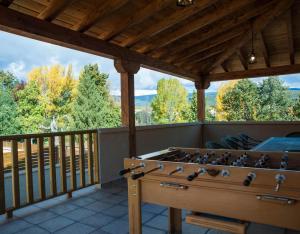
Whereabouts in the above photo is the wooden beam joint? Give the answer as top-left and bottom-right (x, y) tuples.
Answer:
(195, 78), (210, 90)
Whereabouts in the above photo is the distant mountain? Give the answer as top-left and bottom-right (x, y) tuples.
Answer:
(112, 88), (299, 109)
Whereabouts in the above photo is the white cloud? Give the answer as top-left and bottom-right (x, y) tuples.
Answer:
(5, 61), (26, 80)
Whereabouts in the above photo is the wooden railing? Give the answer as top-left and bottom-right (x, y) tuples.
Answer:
(0, 129), (99, 217)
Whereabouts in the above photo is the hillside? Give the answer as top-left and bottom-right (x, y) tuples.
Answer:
(113, 88), (300, 109)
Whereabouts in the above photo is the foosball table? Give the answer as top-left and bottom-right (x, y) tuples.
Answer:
(120, 148), (300, 234)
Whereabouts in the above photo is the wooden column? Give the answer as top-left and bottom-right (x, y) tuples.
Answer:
(195, 79), (210, 122)
(127, 178), (142, 234)
(195, 79), (210, 148)
(168, 207), (182, 234)
(114, 59), (140, 158)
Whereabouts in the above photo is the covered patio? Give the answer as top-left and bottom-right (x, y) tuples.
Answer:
(0, 0), (300, 233)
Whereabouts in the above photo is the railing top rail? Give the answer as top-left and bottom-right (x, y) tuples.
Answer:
(0, 129), (98, 141)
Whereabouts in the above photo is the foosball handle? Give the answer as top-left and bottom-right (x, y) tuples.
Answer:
(131, 172), (145, 180)
(119, 168), (131, 176)
(187, 172), (198, 181)
(243, 176), (252, 186)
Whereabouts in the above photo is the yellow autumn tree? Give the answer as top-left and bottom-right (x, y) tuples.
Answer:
(27, 64), (77, 130)
(215, 80), (239, 121)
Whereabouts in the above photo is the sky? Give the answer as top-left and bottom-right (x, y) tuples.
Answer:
(0, 30), (300, 96)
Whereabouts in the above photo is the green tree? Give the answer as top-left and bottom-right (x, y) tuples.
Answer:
(187, 91), (197, 122)
(0, 70), (20, 135)
(257, 77), (294, 120)
(151, 78), (189, 123)
(0, 89), (20, 135)
(294, 95), (300, 119)
(222, 79), (259, 121)
(0, 70), (18, 91)
(16, 80), (45, 133)
(70, 64), (120, 129)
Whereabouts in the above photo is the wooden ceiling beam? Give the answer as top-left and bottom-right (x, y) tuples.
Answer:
(208, 64), (300, 82)
(37, 0), (74, 21)
(73, 0), (128, 33)
(119, 0), (216, 47)
(105, 0), (173, 41)
(136, 0), (254, 54)
(176, 47), (224, 68)
(286, 9), (295, 65)
(0, 6), (198, 81)
(204, 0), (294, 74)
(166, 25), (246, 64)
(0, 0), (13, 7)
(236, 50), (248, 70)
(257, 32), (270, 67)
(149, 0), (275, 60)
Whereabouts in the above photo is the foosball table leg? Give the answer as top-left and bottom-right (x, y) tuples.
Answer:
(128, 179), (142, 234)
(168, 207), (182, 234)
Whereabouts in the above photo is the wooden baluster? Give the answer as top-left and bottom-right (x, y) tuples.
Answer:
(0, 140), (5, 214)
(79, 134), (85, 187)
(59, 135), (67, 193)
(11, 140), (20, 208)
(25, 139), (33, 203)
(87, 133), (94, 184)
(37, 137), (46, 200)
(69, 135), (76, 191)
(49, 136), (57, 196)
(93, 132), (100, 184)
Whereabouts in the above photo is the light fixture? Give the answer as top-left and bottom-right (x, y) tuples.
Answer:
(177, 0), (194, 7)
(248, 22), (257, 64)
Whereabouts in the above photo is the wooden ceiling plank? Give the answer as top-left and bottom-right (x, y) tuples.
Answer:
(105, 0), (173, 41)
(37, 0), (75, 21)
(221, 62), (229, 72)
(150, 0), (275, 60)
(0, 5), (198, 80)
(166, 24), (246, 64)
(73, 0), (128, 33)
(204, 0), (294, 74)
(137, 0), (254, 54)
(0, 0), (13, 7)
(119, 0), (216, 47)
(286, 9), (295, 65)
(208, 64), (300, 81)
(176, 46), (224, 68)
(236, 50), (248, 70)
(257, 32), (270, 67)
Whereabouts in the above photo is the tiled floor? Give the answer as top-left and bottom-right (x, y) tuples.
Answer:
(0, 179), (299, 234)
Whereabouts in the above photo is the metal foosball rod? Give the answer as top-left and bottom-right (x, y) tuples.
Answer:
(211, 152), (231, 165)
(131, 164), (163, 180)
(187, 168), (206, 181)
(119, 163), (145, 176)
(254, 154), (270, 168)
(280, 151), (289, 170)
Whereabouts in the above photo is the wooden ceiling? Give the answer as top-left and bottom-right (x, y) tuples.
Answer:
(0, 0), (300, 83)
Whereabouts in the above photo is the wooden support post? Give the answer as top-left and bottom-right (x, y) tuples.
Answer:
(114, 59), (140, 158)
(128, 178), (142, 234)
(25, 139), (34, 203)
(195, 79), (210, 148)
(168, 207), (182, 234)
(59, 135), (67, 193)
(195, 79), (210, 122)
(11, 140), (20, 208)
(87, 133), (94, 184)
(69, 134), (77, 191)
(49, 136), (57, 196)
(79, 134), (85, 187)
(93, 132), (100, 184)
(0, 140), (5, 214)
(37, 137), (46, 200)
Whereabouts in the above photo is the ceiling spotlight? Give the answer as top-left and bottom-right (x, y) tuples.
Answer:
(177, 0), (194, 7)
(248, 22), (257, 64)
(248, 52), (256, 64)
